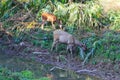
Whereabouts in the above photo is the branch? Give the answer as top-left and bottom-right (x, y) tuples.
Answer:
(50, 66), (66, 71)
(76, 69), (97, 73)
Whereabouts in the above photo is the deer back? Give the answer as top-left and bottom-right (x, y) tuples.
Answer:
(41, 12), (57, 22)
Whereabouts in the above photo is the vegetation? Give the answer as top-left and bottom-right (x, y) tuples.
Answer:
(0, 67), (50, 80)
(0, 0), (120, 65)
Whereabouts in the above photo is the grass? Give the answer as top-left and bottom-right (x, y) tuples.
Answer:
(86, 31), (120, 64)
(0, 67), (51, 80)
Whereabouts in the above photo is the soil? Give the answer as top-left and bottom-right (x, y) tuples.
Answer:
(1, 40), (120, 80)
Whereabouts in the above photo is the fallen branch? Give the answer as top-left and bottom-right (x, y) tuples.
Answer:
(5, 8), (33, 22)
(0, 22), (13, 37)
(50, 66), (66, 71)
(76, 69), (97, 73)
(33, 52), (50, 55)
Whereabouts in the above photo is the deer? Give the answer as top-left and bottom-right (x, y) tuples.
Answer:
(41, 12), (62, 29)
(51, 30), (87, 56)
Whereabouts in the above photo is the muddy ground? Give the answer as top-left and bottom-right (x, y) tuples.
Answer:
(0, 40), (120, 80)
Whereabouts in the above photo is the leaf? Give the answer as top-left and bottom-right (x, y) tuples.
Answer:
(82, 48), (95, 65)
(79, 47), (85, 60)
(68, 3), (79, 24)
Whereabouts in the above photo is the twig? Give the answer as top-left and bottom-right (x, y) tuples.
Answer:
(23, 31), (40, 40)
(50, 66), (66, 71)
(33, 52), (50, 55)
(5, 8), (33, 22)
(76, 69), (97, 73)
(25, 8), (34, 20)
(0, 4), (19, 21)
(0, 22), (13, 37)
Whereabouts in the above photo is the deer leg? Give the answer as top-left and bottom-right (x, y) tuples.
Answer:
(51, 21), (56, 29)
(67, 46), (72, 54)
(66, 45), (69, 53)
(51, 40), (58, 52)
(51, 42), (56, 51)
(67, 44), (73, 58)
(41, 20), (45, 29)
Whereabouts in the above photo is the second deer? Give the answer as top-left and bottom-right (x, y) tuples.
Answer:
(41, 12), (62, 29)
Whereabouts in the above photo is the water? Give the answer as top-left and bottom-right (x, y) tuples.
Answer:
(0, 53), (101, 80)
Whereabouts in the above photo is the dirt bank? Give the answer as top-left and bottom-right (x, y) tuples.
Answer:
(1, 41), (120, 80)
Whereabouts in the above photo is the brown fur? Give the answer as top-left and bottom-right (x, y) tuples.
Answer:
(41, 12), (62, 29)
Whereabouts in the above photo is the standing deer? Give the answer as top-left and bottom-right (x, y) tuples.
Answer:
(41, 12), (62, 29)
(51, 30), (87, 55)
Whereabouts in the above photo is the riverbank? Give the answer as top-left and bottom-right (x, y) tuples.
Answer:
(1, 39), (120, 80)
